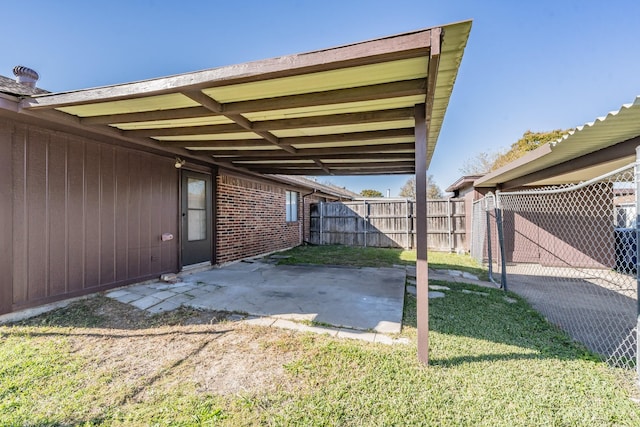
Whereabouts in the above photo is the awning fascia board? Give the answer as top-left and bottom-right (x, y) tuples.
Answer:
(20, 30), (434, 110)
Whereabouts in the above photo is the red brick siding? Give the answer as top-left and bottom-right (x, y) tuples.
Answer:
(216, 174), (303, 263)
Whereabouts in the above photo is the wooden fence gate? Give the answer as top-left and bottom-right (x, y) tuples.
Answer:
(308, 199), (466, 252)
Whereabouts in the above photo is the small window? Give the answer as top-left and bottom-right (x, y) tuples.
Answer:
(286, 191), (298, 222)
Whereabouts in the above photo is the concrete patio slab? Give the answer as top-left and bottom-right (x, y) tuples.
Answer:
(180, 262), (406, 333)
(106, 261), (406, 337)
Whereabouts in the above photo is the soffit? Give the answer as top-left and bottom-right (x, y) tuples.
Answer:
(20, 21), (471, 177)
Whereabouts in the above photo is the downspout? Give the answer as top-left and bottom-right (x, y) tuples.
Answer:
(301, 189), (317, 245)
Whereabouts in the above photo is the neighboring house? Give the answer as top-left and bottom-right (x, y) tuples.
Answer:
(0, 21), (471, 319)
(445, 175), (482, 252)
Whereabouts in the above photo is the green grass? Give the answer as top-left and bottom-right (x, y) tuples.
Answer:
(1, 246), (639, 425)
(274, 244), (416, 267)
(274, 244), (488, 280)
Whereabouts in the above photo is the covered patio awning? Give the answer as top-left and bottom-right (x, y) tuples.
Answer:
(19, 21), (471, 177)
(16, 20), (471, 366)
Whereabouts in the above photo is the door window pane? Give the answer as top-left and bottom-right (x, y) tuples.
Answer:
(188, 178), (206, 209)
(188, 209), (206, 241)
(187, 178), (206, 241)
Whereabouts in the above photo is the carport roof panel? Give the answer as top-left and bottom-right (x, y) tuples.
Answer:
(20, 20), (472, 176)
(475, 96), (640, 187)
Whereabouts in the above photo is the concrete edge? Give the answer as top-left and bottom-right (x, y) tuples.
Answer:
(239, 315), (410, 346)
(0, 294), (93, 325)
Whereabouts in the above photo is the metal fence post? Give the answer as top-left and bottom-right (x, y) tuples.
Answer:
(485, 195), (494, 281)
(495, 191), (508, 292)
(635, 146), (640, 384)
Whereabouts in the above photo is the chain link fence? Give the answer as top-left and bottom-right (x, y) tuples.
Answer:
(472, 162), (638, 371)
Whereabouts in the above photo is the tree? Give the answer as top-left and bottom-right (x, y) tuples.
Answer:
(460, 129), (571, 175)
(360, 189), (384, 198)
(491, 129), (569, 170)
(459, 150), (500, 175)
(399, 175), (443, 199)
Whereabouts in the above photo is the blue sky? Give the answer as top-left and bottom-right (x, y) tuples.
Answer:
(3, 0), (640, 196)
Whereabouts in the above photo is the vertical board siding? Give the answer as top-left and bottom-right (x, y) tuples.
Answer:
(48, 133), (68, 297)
(309, 199), (466, 251)
(66, 138), (85, 292)
(0, 124), (13, 314)
(3, 119), (179, 315)
(12, 125), (28, 304)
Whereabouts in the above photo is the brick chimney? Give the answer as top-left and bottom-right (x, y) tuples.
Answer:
(13, 65), (39, 88)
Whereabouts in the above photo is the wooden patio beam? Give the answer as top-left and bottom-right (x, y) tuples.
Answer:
(220, 79), (426, 114)
(242, 160), (415, 169)
(284, 128), (413, 146)
(226, 152), (415, 162)
(251, 107), (415, 131)
(79, 106), (218, 125)
(182, 90), (296, 154)
(250, 167), (414, 175)
(313, 159), (332, 175)
(125, 123), (245, 137)
(198, 142), (415, 157)
(157, 128), (414, 148)
(163, 141), (276, 148)
(82, 106), (414, 129)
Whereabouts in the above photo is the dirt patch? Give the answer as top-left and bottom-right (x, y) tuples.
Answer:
(14, 297), (305, 397)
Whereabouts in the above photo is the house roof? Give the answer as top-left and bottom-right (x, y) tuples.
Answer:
(17, 21), (471, 177)
(0, 75), (48, 96)
(475, 96), (640, 188)
(445, 174), (482, 192)
(274, 175), (358, 199)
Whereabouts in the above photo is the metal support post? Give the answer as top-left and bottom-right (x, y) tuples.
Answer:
(635, 146), (640, 384)
(495, 191), (508, 292)
(485, 196), (494, 281)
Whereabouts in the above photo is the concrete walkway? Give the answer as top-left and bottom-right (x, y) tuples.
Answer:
(106, 260), (408, 344)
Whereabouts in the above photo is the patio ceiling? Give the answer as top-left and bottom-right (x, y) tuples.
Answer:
(19, 21), (471, 177)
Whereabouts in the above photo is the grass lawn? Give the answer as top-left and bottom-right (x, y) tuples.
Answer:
(1, 246), (639, 425)
(274, 244), (488, 280)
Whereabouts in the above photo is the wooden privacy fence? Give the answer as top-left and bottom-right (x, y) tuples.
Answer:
(308, 199), (466, 251)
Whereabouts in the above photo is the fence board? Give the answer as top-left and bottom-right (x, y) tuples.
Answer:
(309, 199), (466, 251)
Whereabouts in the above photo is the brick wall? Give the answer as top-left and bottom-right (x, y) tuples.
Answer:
(216, 174), (304, 263)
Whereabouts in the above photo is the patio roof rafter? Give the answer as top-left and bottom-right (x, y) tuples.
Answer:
(195, 142), (416, 158)
(181, 89), (296, 154)
(227, 152), (416, 162)
(156, 128), (414, 147)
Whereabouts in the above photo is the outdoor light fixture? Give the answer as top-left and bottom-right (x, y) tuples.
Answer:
(174, 157), (186, 169)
